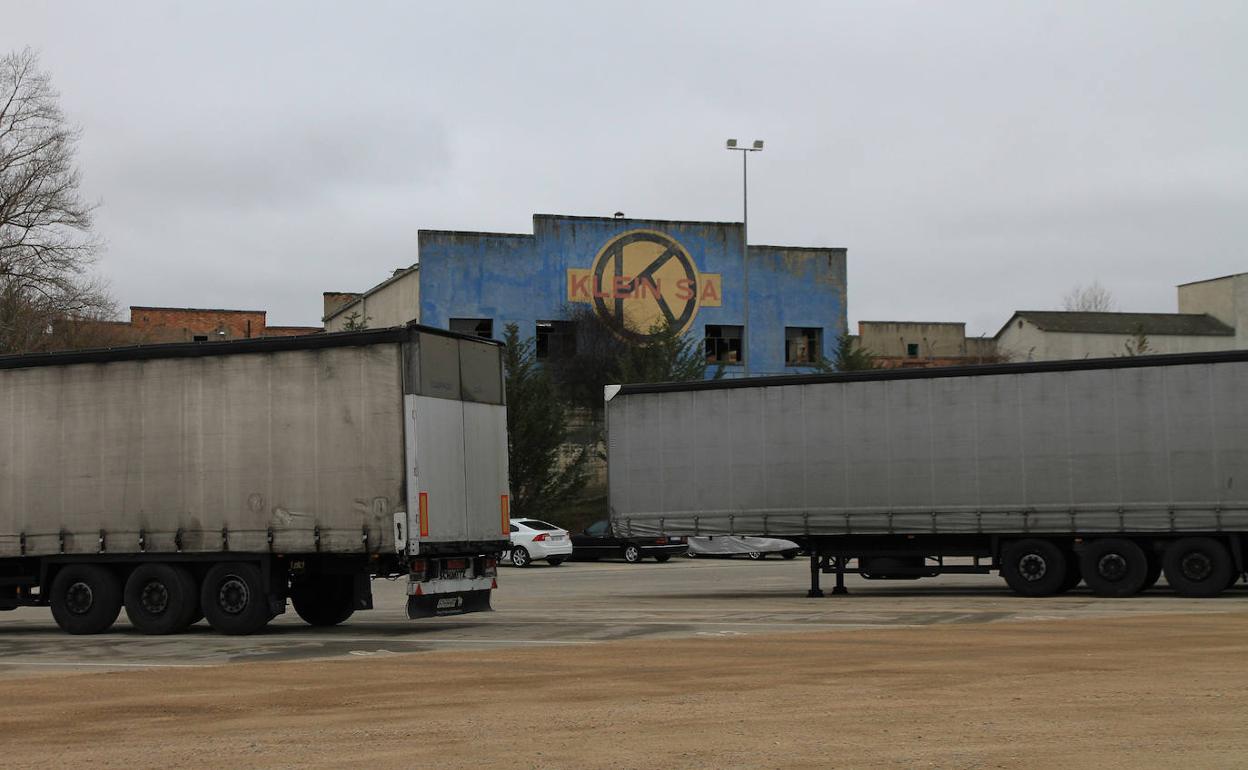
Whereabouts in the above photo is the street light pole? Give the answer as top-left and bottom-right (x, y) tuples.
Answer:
(726, 139), (763, 376)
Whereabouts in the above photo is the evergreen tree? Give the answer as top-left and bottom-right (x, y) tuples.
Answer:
(502, 323), (588, 518)
(816, 333), (877, 372)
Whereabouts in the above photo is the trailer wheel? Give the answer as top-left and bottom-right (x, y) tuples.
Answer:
(1162, 537), (1233, 597)
(124, 564), (200, 635)
(201, 562), (271, 635)
(1080, 538), (1149, 597)
(291, 574), (355, 627)
(50, 564), (123, 635)
(1000, 539), (1069, 597)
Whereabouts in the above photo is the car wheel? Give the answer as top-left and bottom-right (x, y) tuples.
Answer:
(654, 554), (671, 563)
(547, 557), (566, 567)
(622, 544), (642, 563)
(746, 551), (764, 560)
(201, 562), (271, 635)
(1163, 537), (1233, 597)
(124, 563), (200, 635)
(1080, 538), (1149, 597)
(291, 574), (356, 627)
(511, 546), (532, 568)
(50, 564), (123, 635)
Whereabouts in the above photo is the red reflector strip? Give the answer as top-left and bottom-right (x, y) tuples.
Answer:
(445, 558), (468, 570)
(500, 494), (510, 535)
(419, 492), (429, 537)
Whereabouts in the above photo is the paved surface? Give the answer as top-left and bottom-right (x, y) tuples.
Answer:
(2, 556), (1245, 675)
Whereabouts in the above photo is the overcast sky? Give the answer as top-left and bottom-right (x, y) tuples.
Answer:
(6, 1), (1246, 334)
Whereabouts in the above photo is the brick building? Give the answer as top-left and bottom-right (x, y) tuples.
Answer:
(125, 307), (321, 343)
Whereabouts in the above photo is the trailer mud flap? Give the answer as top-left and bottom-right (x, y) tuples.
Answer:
(407, 589), (492, 619)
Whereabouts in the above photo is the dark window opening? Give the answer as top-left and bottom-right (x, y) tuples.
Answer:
(785, 327), (822, 365)
(906, 343), (920, 357)
(192, 335), (209, 342)
(705, 324), (744, 365)
(535, 320), (576, 360)
(449, 318), (493, 339)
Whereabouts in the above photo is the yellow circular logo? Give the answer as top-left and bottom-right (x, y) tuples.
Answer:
(566, 230), (721, 340)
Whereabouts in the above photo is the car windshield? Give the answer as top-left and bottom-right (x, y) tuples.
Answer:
(519, 519), (560, 531)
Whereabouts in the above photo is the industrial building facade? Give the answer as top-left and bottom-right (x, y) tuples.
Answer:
(325, 214), (847, 375)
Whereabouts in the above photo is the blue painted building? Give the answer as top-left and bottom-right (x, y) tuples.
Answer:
(323, 214), (847, 376)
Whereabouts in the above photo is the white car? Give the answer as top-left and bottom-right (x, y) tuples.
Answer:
(507, 518), (574, 567)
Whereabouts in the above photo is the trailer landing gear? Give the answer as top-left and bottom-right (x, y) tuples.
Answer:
(807, 553), (849, 597)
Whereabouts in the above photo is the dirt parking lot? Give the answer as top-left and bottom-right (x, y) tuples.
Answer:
(2, 559), (1247, 767)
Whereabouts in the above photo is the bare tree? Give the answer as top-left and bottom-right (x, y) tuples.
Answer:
(1062, 281), (1117, 313)
(0, 47), (111, 354)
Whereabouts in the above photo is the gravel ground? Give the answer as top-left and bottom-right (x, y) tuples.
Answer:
(2, 610), (1246, 768)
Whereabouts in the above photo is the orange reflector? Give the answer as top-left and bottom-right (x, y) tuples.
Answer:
(418, 492), (429, 537)
(500, 494), (510, 534)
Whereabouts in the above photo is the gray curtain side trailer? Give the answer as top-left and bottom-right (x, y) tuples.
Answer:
(606, 349), (1248, 598)
(0, 323), (511, 635)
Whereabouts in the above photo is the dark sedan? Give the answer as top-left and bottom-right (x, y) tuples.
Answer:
(570, 519), (688, 563)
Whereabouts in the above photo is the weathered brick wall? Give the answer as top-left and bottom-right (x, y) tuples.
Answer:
(129, 307), (267, 342)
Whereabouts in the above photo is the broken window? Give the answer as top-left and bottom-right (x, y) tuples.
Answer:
(705, 324), (744, 365)
(449, 318), (493, 340)
(535, 320), (576, 360)
(785, 327), (822, 365)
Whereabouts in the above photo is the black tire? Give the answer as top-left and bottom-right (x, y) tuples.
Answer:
(124, 564), (199, 635)
(547, 557), (566, 567)
(511, 546), (532, 568)
(1162, 537), (1233, 598)
(1080, 538), (1149, 597)
(200, 562), (271, 635)
(1000, 539), (1069, 597)
(746, 551), (765, 560)
(290, 574), (356, 627)
(622, 544), (642, 563)
(653, 554), (671, 563)
(49, 564), (123, 635)
(781, 550), (799, 560)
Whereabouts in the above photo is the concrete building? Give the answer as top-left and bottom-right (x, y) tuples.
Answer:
(324, 213), (847, 375)
(994, 273), (1248, 362)
(995, 311), (1234, 361)
(855, 321), (999, 368)
(1177, 272), (1248, 347)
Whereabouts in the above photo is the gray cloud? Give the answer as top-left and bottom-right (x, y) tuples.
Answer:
(4, 0), (1245, 331)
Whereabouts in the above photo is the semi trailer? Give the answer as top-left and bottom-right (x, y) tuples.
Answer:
(0, 323), (510, 635)
(606, 350), (1248, 598)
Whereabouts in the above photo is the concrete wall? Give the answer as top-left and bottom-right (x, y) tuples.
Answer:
(1179, 274), (1248, 346)
(325, 269), (420, 332)
(997, 317), (1235, 361)
(416, 215), (847, 376)
(859, 321), (971, 358)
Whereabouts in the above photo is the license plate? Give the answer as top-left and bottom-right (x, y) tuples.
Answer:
(550, 534), (565, 541)
(442, 569), (466, 580)
(437, 596), (463, 610)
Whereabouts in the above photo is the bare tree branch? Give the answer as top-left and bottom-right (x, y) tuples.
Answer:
(1062, 281), (1117, 313)
(0, 47), (110, 354)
